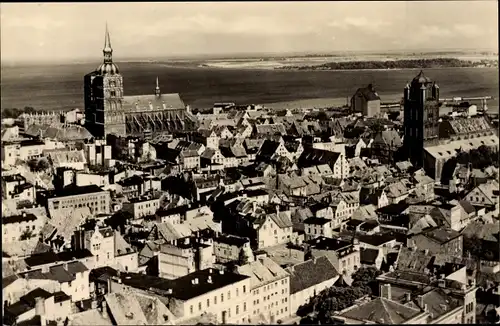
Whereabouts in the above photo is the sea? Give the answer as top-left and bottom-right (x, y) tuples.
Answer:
(1, 62), (498, 111)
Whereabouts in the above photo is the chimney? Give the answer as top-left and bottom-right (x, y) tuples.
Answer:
(424, 304), (428, 312)
(219, 270), (224, 275)
(184, 238), (190, 245)
(91, 300), (98, 310)
(312, 256), (317, 264)
(381, 284), (391, 301)
(22, 212), (26, 217)
(207, 276), (213, 284)
(35, 297), (45, 317)
(424, 249), (429, 255)
(101, 301), (107, 313)
(276, 205), (280, 215)
(63, 262), (68, 270)
(417, 295), (424, 308)
(405, 292), (411, 302)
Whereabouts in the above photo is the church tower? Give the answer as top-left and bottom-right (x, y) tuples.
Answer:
(403, 70), (440, 168)
(84, 24), (126, 138)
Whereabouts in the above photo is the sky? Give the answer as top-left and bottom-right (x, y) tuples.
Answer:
(1, 1), (498, 63)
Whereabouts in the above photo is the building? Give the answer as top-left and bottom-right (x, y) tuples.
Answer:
(19, 139), (45, 161)
(213, 234), (254, 264)
(285, 256), (340, 314)
(3, 288), (72, 326)
(403, 71), (440, 168)
(84, 139), (113, 167)
(84, 26), (197, 138)
(2, 174), (36, 203)
(236, 256), (291, 323)
(73, 225), (138, 272)
(298, 148), (349, 180)
(158, 236), (215, 279)
(407, 227), (463, 257)
(351, 84), (382, 117)
(256, 210), (294, 249)
(111, 268), (253, 324)
(122, 195), (161, 219)
(47, 185), (110, 215)
(304, 217), (333, 240)
(334, 296), (429, 324)
(2, 212), (44, 244)
(304, 236), (361, 276)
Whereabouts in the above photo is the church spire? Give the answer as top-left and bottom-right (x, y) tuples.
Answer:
(103, 23), (113, 64)
(155, 76), (161, 96)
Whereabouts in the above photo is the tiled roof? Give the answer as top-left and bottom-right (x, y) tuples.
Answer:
(447, 116), (493, 135)
(298, 148), (341, 168)
(360, 248), (381, 265)
(354, 85), (381, 102)
(237, 257), (289, 289)
(286, 256), (339, 294)
(67, 309), (113, 326)
(395, 247), (435, 274)
(269, 211), (293, 229)
(340, 297), (421, 324)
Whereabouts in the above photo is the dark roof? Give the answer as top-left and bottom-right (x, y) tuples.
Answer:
(459, 200), (475, 214)
(117, 268), (249, 301)
(20, 139), (45, 147)
(24, 249), (92, 267)
(354, 84), (381, 102)
(303, 217), (331, 225)
(3, 274), (19, 289)
(286, 256), (339, 294)
(376, 202), (410, 216)
(419, 227), (461, 244)
(357, 233), (397, 247)
(2, 213), (37, 225)
(306, 236), (352, 251)
(214, 234), (249, 247)
(51, 184), (104, 198)
(117, 175), (144, 187)
(89, 266), (119, 283)
(298, 148), (341, 168)
(257, 140), (281, 158)
(20, 261), (88, 283)
(4, 288), (52, 318)
(54, 291), (71, 303)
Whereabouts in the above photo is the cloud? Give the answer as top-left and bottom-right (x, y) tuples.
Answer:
(454, 24), (483, 38)
(328, 16), (391, 32)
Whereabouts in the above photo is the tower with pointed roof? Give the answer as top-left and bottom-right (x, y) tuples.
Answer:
(84, 24), (126, 138)
(403, 70), (440, 168)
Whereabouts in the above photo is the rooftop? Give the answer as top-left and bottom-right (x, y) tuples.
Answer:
(117, 268), (250, 301)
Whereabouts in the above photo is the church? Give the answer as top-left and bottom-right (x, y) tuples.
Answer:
(84, 26), (197, 138)
(402, 71), (499, 182)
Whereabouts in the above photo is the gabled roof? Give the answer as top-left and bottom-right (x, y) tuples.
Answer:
(237, 257), (289, 289)
(340, 297), (422, 324)
(285, 256), (339, 294)
(354, 85), (381, 102)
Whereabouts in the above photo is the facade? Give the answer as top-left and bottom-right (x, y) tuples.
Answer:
(2, 174), (36, 203)
(305, 237), (361, 276)
(237, 256), (291, 323)
(213, 234), (254, 264)
(122, 196), (160, 219)
(256, 212), (294, 249)
(351, 84), (382, 117)
(84, 139), (113, 167)
(158, 237), (215, 279)
(403, 71), (440, 168)
(47, 185), (110, 215)
(2, 212), (44, 244)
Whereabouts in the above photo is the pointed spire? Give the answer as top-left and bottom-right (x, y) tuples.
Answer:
(104, 22), (112, 51)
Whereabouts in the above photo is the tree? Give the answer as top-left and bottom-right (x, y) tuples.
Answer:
(238, 248), (250, 265)
(37, 158), (51, 171)
(105, 210), (133, 233)
(20, 229), (34, 241)
(27, 159), (39, 171)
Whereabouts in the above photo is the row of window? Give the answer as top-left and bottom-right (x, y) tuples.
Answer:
(189, 285), (248, 314)
(465, 302), (474, 314)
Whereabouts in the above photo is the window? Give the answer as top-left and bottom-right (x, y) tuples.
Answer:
(207, 298), (210, 308)
(190, 305), (193, 314)
(236, 305), (240, 315)
(214, 296), (217, 305)
(228, 291), (231, 300)
(243, 285), (246, 293)
(198, 302), (202, 311)
(236, 288), (239, 297)
(221, 293), (224, 302)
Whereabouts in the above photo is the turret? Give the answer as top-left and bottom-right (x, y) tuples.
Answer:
(420, 84), (427, 105)
(404, 83), (410, 101)
(432, 82), (440, 100)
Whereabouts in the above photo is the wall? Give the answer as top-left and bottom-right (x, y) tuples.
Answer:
(290, 277), (338, 314)
(250, 275), (291, 323)
(176, 276), (253, 324)
(257, 217), (292, 249)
